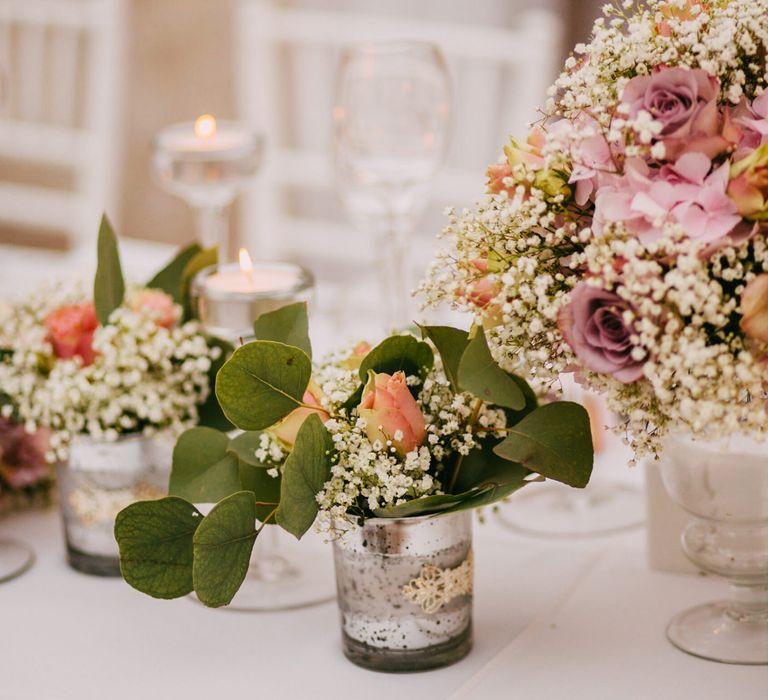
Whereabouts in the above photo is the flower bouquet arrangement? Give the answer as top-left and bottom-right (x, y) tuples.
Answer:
(0, 217), (229, 459)
(0, 216), (231, 573)
(114, 302), (593, 670)
(422, 0), (768, 459)
(0, 415), (52, 515)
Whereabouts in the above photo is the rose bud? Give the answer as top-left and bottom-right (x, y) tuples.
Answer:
(358, 370), (426, 456)
(740, 273), (768, 343)
(128, 289), (179, 328)
(728, 144), (768, 220)
(341, 341), (372, 371)
(44, 302), (99, 366)
(269, 380), (330, 448)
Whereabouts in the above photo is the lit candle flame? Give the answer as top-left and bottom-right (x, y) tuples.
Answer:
(194, 114), (217, 139)
(239, 248), (254, 283)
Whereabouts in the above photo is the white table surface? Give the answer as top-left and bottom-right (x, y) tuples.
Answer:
(1, 242), (766, 699)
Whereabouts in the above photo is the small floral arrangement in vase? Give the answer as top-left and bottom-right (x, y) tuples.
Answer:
(0, 216), (230, 574)
(421, 0), (768, 664)
(115, 302), (593, 671)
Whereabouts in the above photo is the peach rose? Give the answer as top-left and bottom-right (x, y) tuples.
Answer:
(741, 273), (768, 343)
(656, 1), (709, 38)
(728, 144), (768, 220)
(269, 380), (330, 448)
(358, 370), (426, 456)
(342, 341), (372, 371)
(44, 303), (98, 366)
(128, 289), (179, 328)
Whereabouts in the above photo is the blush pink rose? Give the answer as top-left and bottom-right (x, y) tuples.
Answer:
(128, 289), (179, 328)
(620, 67), (727, 160)
(270, 380), (330, 448)
(358, 370), (426, 456)
(558, 283), (645, 384)
(44, 302), (98, 366)
(740, 274), (768, 343)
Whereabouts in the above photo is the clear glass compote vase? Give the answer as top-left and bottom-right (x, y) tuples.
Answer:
(0, 538), (35, 584)
(660, 433), (768, 665)
(333, 41), (451, 330)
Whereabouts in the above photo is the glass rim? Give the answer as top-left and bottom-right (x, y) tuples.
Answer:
(339, 39), (444, 59)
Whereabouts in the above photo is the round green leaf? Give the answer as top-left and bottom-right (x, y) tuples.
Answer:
(114, 497), (203, 599)
(192, 491), (258, 607)
(493, 401), (594, 488)
(215, 341), (311, 431)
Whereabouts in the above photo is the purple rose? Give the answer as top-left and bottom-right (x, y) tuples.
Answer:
(621, 67), (726, 160)
(558, 283), (645, 384)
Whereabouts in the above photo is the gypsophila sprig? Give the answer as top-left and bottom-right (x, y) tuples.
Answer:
(0, 283), (218, 461)
(422, 0), (768, 460)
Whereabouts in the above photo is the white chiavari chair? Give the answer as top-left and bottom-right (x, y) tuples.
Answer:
(0, 0), (125, 256)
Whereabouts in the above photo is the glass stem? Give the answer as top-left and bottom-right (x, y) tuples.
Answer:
(196, 204), (230, 261)
(727, 582), (768, 623)
(378, 206), (410, 332)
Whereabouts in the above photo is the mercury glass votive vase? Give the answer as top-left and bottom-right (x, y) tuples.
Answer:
(57, 432), (173, 576)
(332, 511), (473, 672)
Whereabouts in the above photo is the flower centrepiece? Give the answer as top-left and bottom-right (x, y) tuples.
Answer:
(421, 0), (768, 459)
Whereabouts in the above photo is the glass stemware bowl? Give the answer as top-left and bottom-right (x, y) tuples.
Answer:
(333, 41), (451, 330)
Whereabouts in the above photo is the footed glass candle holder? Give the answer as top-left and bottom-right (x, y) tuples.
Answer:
(333, 511), (473, 672)
(58, 433), (172, 576)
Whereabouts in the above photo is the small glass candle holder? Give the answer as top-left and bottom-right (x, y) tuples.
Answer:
(191, 257), (314, 343)
(152, 116), (264, 259)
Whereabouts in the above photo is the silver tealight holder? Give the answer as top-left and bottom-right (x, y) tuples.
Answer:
(191, 251), (315, 343)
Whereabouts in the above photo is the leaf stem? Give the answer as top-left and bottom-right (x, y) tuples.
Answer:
(448, 398), (484, 493)
(256, 506), (279, 535)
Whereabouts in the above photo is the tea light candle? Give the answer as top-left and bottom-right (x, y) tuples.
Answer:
(191, 249), (314, 342)
(157, 115), (255, 158)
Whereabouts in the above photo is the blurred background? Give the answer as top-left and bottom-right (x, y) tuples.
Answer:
(0, 0), (604, 334)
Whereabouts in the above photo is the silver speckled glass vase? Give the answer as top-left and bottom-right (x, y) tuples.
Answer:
(57, 432), (173, 576)
(333, 511), (473, 672)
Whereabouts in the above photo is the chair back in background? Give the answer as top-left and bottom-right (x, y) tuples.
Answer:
(0, 0), (125, 251)
(234, 0), (564, 284)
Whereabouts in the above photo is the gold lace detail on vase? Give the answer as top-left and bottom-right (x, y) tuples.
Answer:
(401, 551), (473, 614)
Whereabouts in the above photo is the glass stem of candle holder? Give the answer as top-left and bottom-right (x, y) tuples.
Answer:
(195, 204), (230, 263)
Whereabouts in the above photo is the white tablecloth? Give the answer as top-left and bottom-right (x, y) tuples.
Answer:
(1, 242), (765, 699)
(1, 500), (765, 700)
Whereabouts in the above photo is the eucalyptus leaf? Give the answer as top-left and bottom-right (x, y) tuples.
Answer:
(146, 243), (202, 303)
(168, 427), (241, 503)
(359, 335), (434, 383)
(215, 341), (311, 431)
(276, 413), (334, 539)
(493, 401), (594, 488)
(239, 461), (282, 521)
(457, 328), (525, 410)
(197, 335), (234, 432)
(114, 497), (203, 599)
(93, 214), (125, 325)
(192, 491), (258, 607)
(181, 246), (218, 322)
(253, 302), (311, 358)
(419, 325), (469, 392)
(503, 374), (539, 425)
(226, 431), (267, 466)
(372, 487), (493, 518)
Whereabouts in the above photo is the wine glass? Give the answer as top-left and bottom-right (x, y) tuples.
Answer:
(333, 41), (451, 330)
